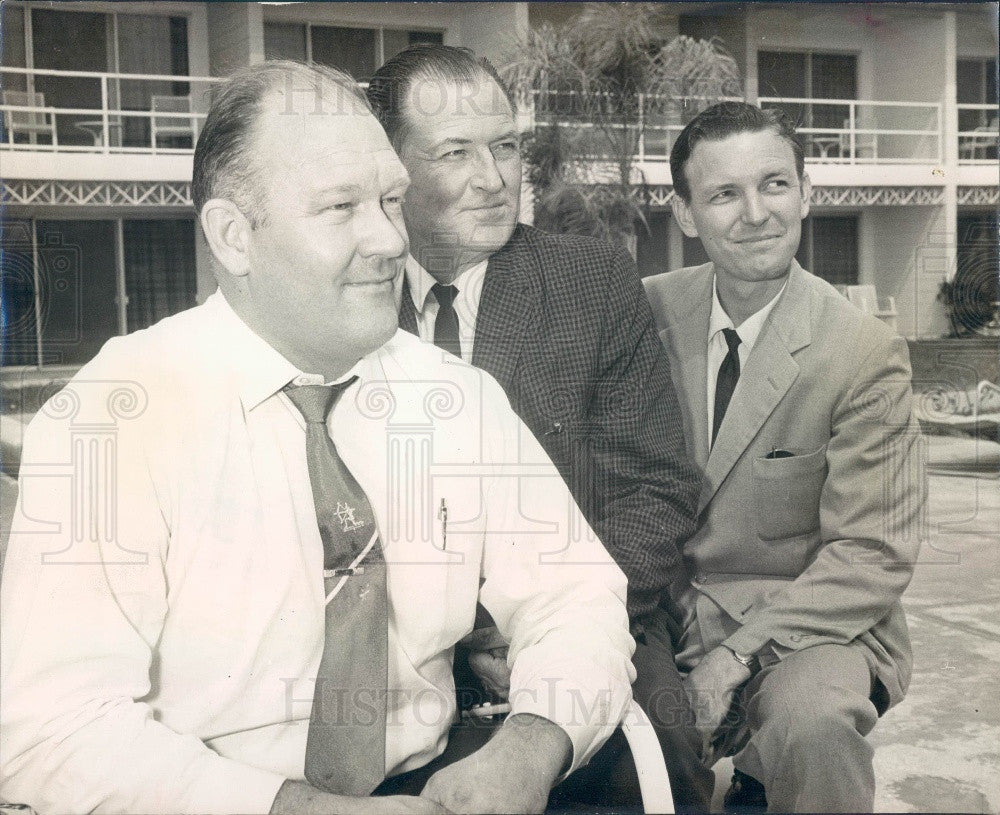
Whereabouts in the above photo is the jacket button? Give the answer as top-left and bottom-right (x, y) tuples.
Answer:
(789, 634), (802, 642)
(693, 574), (706, 584)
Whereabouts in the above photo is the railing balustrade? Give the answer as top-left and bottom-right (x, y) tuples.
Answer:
(1, 66), (222, 155)
(957, 103), (998, 164)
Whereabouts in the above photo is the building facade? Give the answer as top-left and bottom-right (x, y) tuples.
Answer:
(1, 1), (997, 372)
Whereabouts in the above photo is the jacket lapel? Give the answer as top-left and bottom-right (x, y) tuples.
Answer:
(661, 268), (713, 471)
(699, 262), (813, 512)
(471, 226), (536, 390)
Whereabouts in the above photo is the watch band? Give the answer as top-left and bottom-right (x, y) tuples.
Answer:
(724, 645), (760, 674)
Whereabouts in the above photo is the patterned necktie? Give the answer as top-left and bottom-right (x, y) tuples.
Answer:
(432, 283), (461, 357)
(285, 380), (388, 796)
(712, 327), (742, 446)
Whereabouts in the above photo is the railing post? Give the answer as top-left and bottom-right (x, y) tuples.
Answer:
(849, 101), (856, 163)
(101, 75), (109, 155)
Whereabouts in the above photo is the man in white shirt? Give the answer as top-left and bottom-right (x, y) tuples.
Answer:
(0, 60), (634, 815)
(644, 102), (924, 812)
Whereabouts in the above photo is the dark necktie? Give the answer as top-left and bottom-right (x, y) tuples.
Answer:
(712, 327), (742, 446)
(432, 283), (461, 357)
(285, 380), (388, 796)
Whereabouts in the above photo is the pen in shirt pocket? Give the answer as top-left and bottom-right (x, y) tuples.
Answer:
(438, 497), (448, 550)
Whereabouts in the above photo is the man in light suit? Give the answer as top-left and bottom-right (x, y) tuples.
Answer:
(367, 45), (711, 811)
(644, 102), (925, 812)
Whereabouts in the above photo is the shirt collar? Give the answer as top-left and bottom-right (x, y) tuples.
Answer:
(708, 275), (787, 353)
(405, 255), (489, 314)
(206, 291), (370, 413)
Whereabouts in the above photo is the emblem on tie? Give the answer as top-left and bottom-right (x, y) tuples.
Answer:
(334, 502), (366, 533)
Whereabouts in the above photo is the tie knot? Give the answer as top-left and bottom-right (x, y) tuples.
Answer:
(285, 378), (356, 424)
(722, 327), (742, 354)
(432, 283), (458, 309)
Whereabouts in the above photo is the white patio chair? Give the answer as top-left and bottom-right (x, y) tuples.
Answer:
(150, 94), (194, 148)
(2, 90), (57, 146)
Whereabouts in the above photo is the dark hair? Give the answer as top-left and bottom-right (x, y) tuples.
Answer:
(366, 44), (515, 151)
(192, 60), (369, 226)
(670, 101), (805, 202)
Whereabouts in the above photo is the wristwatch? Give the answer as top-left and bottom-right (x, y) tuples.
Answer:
(723, 644), (761, 675)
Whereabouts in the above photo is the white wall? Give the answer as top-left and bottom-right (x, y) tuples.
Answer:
(955, 7), (999, 57)
(868, 205), (951, 338)
(207, 2), (264, 76)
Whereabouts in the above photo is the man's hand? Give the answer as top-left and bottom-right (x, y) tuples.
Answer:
(682, 645), (753, 762)
(270, 779), (450, 814)
(420, 714), (571, 814)
(467, 647), (511, 699)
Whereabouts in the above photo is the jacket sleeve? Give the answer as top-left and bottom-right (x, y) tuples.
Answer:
(723, 331), (926, 657)
(586, 248), (700, 619)
(0, 383), (286, 814)
(476, 378), (636, 774)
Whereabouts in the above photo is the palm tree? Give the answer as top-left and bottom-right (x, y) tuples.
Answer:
(503, 3), (742, 252)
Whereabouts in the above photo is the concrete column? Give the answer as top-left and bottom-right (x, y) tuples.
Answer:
(207, 2), (265, 77)
(941, 11), (959, 285)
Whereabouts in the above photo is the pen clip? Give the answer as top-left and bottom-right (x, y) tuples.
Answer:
(438, 497), (448, 550)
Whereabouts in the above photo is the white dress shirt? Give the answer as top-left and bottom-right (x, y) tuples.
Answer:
(706, 278), (787, 448)
(1, 292), (634, 814)
(405, 255), (489, 364)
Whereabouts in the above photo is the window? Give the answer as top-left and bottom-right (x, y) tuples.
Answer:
(264, 22), (443, 81)
(957, 58), (998, 142)
(15, 8), (189, 147)
(796, 215), (859, 286)
(1, 218), (197, 368)
(951, 212), (999, 334)
(758, 51), (857, 157)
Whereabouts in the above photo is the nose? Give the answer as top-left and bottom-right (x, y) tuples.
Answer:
(741, 191), (769, 226)
(357, 206), (407, 260)
(471, 149), (505, 194)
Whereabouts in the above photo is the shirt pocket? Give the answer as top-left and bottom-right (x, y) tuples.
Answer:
(752, 444), (828, 541)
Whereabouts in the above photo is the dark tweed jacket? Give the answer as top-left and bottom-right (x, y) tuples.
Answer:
(400, 223), (699, 619)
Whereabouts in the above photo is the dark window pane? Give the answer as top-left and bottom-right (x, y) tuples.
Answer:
(31, 9), (108, 147)
(311, 26), (377, 81)
(264, 22), (308, 62)
(682, 234), (710, 268)
(1, 5), (27, 93)
(636, 211), (671, 278)
(123, 220), (197, 333)
(810, 216), (858, 286)
(409, 30), (443, 46)
(811, 54), (856, 100)
(1, 219), (38, 366)
(957, 59), (984, 104)
(952, 212), (999, 333)
(758, 51), (807, 99)
(36, 221), (118, 366)
(118, 14), (185, 148)
(382, 29), (411, 64)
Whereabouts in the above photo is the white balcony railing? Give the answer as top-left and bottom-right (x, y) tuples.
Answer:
(957, 103), (998, 164)
(531, 91), (945, 165)
(1, 67), (222, 155)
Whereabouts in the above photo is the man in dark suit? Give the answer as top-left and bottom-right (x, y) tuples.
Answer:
(644, 102), (925, 812)
(367, 44), (711, 811)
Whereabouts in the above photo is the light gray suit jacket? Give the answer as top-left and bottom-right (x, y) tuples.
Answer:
(644, 261), (925, 711)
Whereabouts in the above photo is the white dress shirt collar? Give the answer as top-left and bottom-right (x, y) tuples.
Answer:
(206, 291), (369, 412)
(404, 255), (488, 363)
(707, 276), (787, 353)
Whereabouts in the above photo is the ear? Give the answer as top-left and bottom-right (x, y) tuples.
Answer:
(200, 199), (253, 278)
(799, 172), (812, 220)
(671, 195), (699, 239)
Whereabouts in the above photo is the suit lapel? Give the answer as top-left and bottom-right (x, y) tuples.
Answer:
(471, 226), (536, 390)
(699, 262), (813, 512)
(398, 276), (418, 336)
(663, 269), (713, 471)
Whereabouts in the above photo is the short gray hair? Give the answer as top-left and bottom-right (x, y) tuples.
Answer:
(192, 60), (370, 226)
